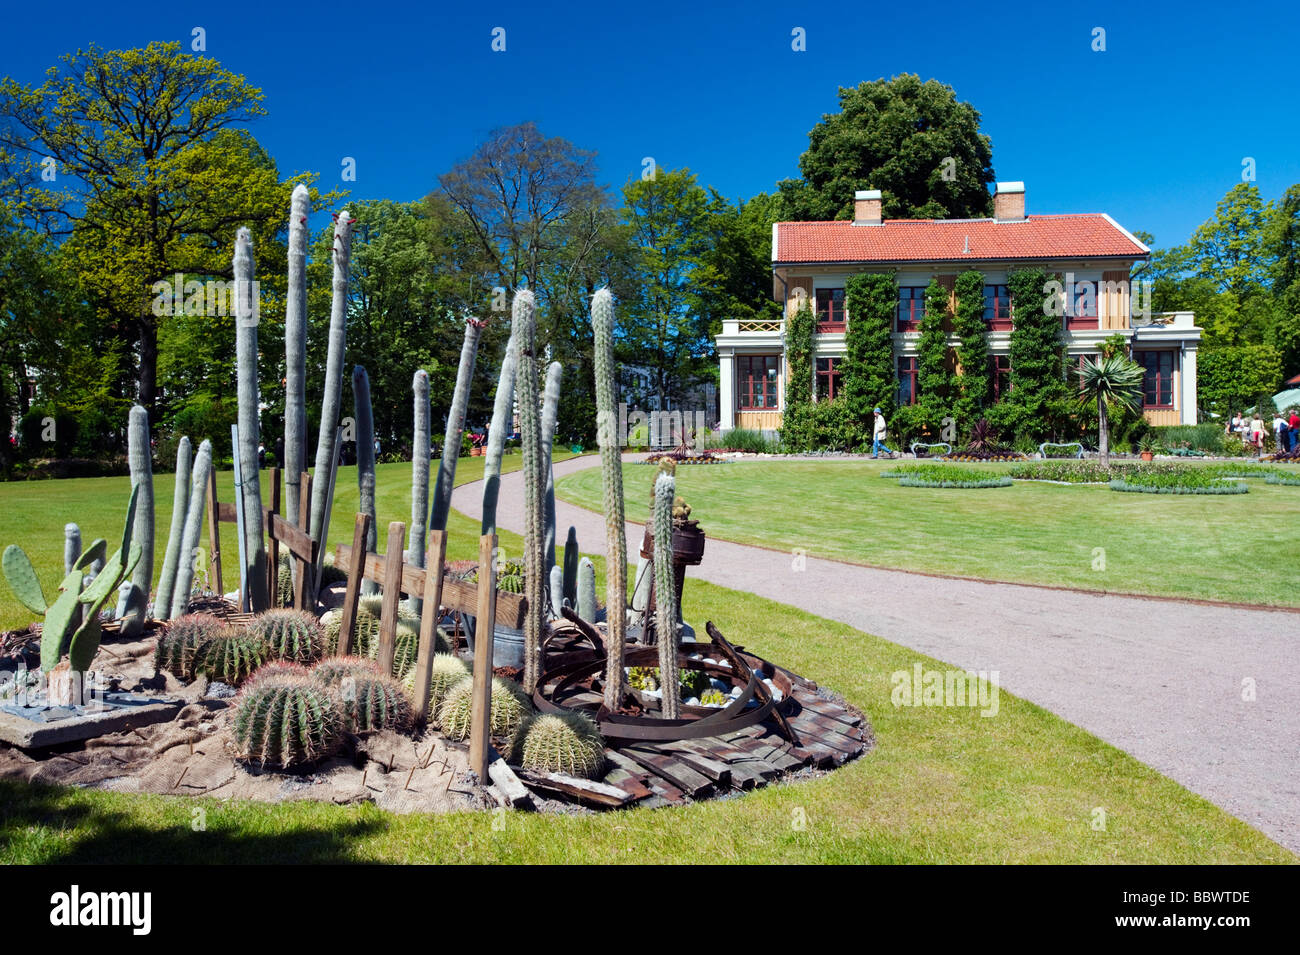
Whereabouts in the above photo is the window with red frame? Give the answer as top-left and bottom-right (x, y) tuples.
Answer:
(1066, 280), (1099, 329)
(1134, 350), (1175, 408)
(815, 357), (842, 400)
(737, 355), (780, 410)
(1074, 353), (1101, 390)
(989, 355), (1012, 399)
(896, 287), (926, 332)
(897, 356), (918, 406)
(983, 284), (1011, 330)
(816, 288), (845, 331)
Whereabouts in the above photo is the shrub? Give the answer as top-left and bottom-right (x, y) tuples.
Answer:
(1151, 423), (1224, 454)
(782, 397), (863, 452)
(706, 428), (779, 453)
(1266, 472), (1300, 486)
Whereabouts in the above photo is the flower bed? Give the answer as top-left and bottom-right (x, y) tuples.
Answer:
(941, 451), (1026, 462)
(882, 463), (1012, 488)
(1109, 470), (1248, 494)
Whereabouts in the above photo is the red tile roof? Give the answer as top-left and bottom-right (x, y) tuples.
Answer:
(774, 214), (1148, 264)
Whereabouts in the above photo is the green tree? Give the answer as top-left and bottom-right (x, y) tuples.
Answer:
(0, 43), (336, 418)
(778, 74), (994, 222)
(1078, 354), (1144, 467)
(1198, 344), (1283, 419)
(619, 168), (721, 411)
(842, 272), (898, 443)
(953, 270), (990, 426)
(1186, 183), (1274, 301)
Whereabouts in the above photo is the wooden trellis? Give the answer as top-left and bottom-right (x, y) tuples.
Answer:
(334, 520), (526, 778)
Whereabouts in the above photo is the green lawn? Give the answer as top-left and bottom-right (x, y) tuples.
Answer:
(0, 454), (1290, 862)
(557, 460), (1300, 607)
(0, 451), (576, 632)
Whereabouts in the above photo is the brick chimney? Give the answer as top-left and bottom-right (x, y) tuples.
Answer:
(853, 189), (882, 225)
(994, 181), (1025, 222)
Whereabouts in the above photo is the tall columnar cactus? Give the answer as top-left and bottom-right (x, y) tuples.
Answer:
(549, 564), (564, 615)
(63, 524), (81, 576)
(3, 485), (142, 703)
(653, 471), (680, 719)
(353, 366), (379, 596)
(592, 288), (628, 711)
(430, 316), (486, 532)
(233, 228), (268, 612)
(576, 556), (596, 622)
(562, 526), (578, 608)
(480, 327), (519, 536)
(284, 184), (310, 527)
(120, 404), (155, 636)
(540, 360), (563, 573)
(310, 209), (354, 577)
(515, 292), (545, 694)
(153, 437), (191, 622)
(170, 440), (213, 619)
(408, 369), (431, 586)
(64, 524), (82, 632)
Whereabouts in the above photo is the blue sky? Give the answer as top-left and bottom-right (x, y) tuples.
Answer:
(4, 0), (1299, 249)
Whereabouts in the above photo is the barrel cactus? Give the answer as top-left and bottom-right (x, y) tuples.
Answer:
(439, 676), (531, 741)
(512, 711), (605, 778)
(312, 655), (382, 686)
(335, 671), (412, 733)
(247, 608), (323, 664)
(193, 627), (269, 685)
(154, 613), (226, 680)
(231, 670), (345, 769)
(404, 652), (471, 721)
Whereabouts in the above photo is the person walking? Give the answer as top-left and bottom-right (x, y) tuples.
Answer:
(1250, 412), (1265, 452)
(1290, 409), (1300, 453)
(1274, 412), (1286, 453)
(871, 407), (894, 459)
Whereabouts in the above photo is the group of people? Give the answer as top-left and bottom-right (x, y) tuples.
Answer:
(1229, 409), (1299, 453)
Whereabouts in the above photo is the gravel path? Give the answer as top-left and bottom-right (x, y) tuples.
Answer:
(452, 454), (1300, 854)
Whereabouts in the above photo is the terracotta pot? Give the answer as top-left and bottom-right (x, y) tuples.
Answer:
(1140, 451), (1154, 461)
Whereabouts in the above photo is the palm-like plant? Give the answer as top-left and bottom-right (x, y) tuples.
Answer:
(1078, 354), (1145, 467)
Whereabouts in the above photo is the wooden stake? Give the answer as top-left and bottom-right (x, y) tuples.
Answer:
(337, 512), (370, 656)
(468, 533), (498, 781)
(206, 468), (223, 598)
(411, 530), (448, 722)
(375, 522), (406, 676)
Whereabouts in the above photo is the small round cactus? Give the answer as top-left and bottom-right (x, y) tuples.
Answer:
(248, 608), (324, 664)
(699, 688), (728, 706)
(231, 671), (345, 769)
(439, 676), (531, 741)
(312, 655), (382, 687)
(194, 628), (269, 685)
(512, 711), (605, 778)
(405, 653), (471, 721)
(155, 613), (226, 680)
(335, 671), (412, 733)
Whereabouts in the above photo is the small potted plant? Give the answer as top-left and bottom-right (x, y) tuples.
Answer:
(1138, 433), (1159, 461)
